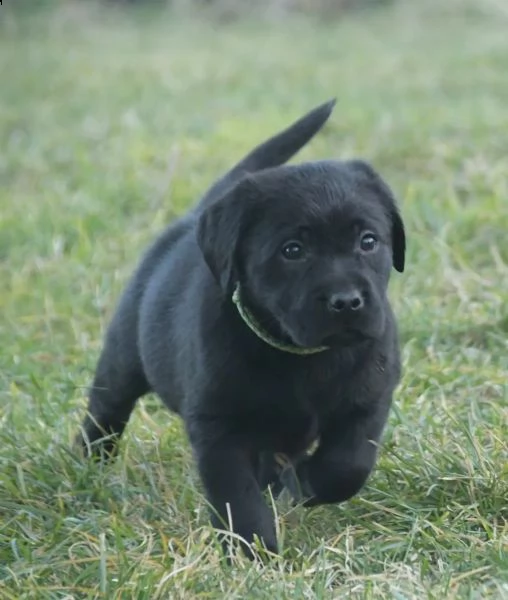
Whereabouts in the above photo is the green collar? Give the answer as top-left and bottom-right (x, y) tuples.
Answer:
(232, 284), (329, 356)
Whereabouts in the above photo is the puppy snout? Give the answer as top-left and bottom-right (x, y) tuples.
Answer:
(328, 290), (365, 313)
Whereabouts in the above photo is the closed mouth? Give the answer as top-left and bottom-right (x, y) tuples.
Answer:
(322, 328), (373, 346)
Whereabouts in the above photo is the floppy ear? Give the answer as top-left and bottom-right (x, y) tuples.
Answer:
(390, 206), (405, 273)
(197, 178), (257, 294)
(348, 160), (406, 273)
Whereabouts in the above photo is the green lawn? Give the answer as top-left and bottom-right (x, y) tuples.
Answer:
(1, 2), (507, 598)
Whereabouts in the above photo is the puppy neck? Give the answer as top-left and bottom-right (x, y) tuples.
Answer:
(232, 283), (329, 356)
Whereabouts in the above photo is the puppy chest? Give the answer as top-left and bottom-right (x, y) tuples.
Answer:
(239, 408), (319, 455)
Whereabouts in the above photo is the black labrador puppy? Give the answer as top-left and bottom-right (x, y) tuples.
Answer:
(77, 99), (405, 557)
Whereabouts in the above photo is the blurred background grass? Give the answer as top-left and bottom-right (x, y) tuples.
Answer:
(1, 0), (507, 598)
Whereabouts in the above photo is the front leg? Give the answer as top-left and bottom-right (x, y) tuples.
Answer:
(282, 401), (391, 507)
(190, 425), (278, 557)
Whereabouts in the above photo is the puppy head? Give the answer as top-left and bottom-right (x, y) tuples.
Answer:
(197, 160), (405, 349)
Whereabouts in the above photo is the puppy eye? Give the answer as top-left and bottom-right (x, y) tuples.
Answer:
(281, 241), (304, 260)
(360, 232), (378, 253)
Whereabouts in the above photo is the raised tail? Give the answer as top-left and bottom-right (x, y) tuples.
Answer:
(199, 98), (336, 206)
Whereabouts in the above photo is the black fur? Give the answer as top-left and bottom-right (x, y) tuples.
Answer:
(77, 99), (405, 557)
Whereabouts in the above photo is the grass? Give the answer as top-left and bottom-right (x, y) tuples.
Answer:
(1, 1), (507, 597)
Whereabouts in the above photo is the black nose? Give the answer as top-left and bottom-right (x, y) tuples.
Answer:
(328, 290), (365, 313)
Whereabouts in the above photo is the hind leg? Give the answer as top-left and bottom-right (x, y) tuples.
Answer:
(77, 320), (150, 459)
(256, 452), (284, 496)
